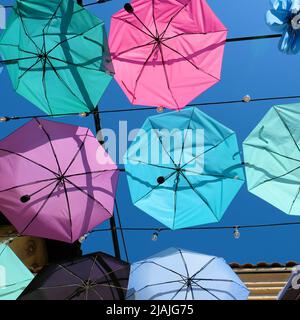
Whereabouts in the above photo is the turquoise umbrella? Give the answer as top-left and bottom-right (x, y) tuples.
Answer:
(243, 103), (300, 215)
(0, 244), (34, 300)
(0, 0), (113, 115)
(124, 107), (244, 229)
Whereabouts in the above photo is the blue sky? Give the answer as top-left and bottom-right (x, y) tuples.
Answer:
(1, 0), (300, 265)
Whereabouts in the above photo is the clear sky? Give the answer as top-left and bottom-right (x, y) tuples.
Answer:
(1, 0), (300, 265)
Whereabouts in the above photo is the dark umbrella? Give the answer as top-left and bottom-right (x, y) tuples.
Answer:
(18, 252), (130, 300)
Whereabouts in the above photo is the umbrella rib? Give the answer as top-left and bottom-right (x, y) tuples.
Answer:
(65, 169), (117, 179)
(249, 164), (300, 191)
(131, 11), (156, 38)
(178, 249), (190, 278)
(0, 177), (57, 193)
(161, 42), (199, 70)
(243, 143), (300, 163)
(179, 108), (195, 166)
(112, 17), (154, 39)
(41, 58), (53, 115)
(134, 170), (177, 205)
(137, 261), (186, 279)
(132, 43), (159, 103)
(48, 55), (107, 72)
(61, 179), (73, 243)
(87, 255), (98, 285)
(28, 179), (58, 198)
(45, 57), (88, 107)
(112, 40), (156, 59)
(64, 178), (112, 216)
(62, 128), (89, 176)
(289, 187), (300, 214)
(151, 0), (159, 38)
(35, 119), (62, 173)
(17, 58), (41, 81)
(47, 22), (103, 55)
(127, 280), (183, 299)
(172, 172), (180, 230)
(194, 277), (249, 291)
(90, 287), (105, 300)
(58, 264), (86, 284)
(157, 43), (180, 108)
(170, 283), (186, 300)
(159, 2), (191, 39)
(179, 172), (218, 220)
(0, 148), (57, 175)
(181, 133), (235, 169)
(191, 280), (222, 300)
(20, 180), (61, 235)
(37, 284), (81, 290)
(16, 7), (40, 52)
(191, 257), (217, 279)
(182, 169), (243, 181)
(274, 108), (300, 155)
(162, 30), (227, 42)
(148, 118), (177, 166)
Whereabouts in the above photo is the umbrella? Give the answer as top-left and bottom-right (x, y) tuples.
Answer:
(0, 243), (34, 300)
(0, 0), (113, 115)
(126, 248), (249, 300)
(124, 107), (244, 229)
(266, 0), (300, 54)
(109, 0), (227, 110)
(0, 118), (118, 243)
(243, 102), (300, 215)
(18, 251), (130, 300)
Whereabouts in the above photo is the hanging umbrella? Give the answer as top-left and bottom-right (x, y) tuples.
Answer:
(266, 0), (300, 54)
(127, 248), (249, 300)
(243, 102), (300, 215)
(0, 118), (118, 243)
(0, 0), (113, 115)
(124, 107), (244, 229)
(18, 251), (130, 300)
(0, 243), (34, 300)
(109, 0), (227, 110)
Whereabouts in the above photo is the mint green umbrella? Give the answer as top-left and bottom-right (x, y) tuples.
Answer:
(0, 244), (34, 300)
(0, 0), (113, 115)
(243, 103), (300, 215)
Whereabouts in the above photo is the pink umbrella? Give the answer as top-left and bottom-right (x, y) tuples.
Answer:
(109, 0), (227, 110)
(0, 119), (118, 243)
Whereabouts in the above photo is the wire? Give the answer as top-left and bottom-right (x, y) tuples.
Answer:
(1, 94), (300, 122)
(90, 221), (300, 233)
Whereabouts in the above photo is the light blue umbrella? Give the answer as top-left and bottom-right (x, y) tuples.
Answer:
(0, 243), (34, 300)
(126, 248), (249, 300)
(124, 107), (244, 229)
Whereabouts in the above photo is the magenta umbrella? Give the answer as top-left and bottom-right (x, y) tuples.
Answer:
(109, 0), (227, 110)
(0, 119), (118, 243)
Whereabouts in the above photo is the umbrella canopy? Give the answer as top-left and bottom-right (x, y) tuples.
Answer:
(109, 0), (227, 110)
(0, 118), (118, 243)
(18, 251), (130, 300)
(127, 248), (249, 300)
(0, 243), (34, 300)
(124, 107), (244, 229)
(243, 103), (300, 215)
(0, 0), (113, 115)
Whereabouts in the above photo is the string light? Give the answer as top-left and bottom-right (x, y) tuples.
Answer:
(242, 95), (251, 103)
(156, 106), (164, 113)
(151, 231), (159, 241)
(233, 226), (240, 239)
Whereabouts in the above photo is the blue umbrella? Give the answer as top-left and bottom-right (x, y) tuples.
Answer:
(124, 107), (244, 229)
(126, 248), (249, 300)
(0, 244), (34, 300)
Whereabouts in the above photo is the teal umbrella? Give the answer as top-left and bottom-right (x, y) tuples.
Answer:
(124, 107), (244, 229)
(0, 0), (113, 115)
(0, 243), (34, 300)
(243, 103), (300, 215)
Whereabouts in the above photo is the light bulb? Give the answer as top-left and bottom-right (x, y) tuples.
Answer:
(151, 232), (159, 241)
(233, 227), (240, 239)
(79, 233), (89, 243)
(242, 95), (251, 103)
(79, 112), (89, 118)
(156, 106), (164, 113)
(0, 117), (8, 122)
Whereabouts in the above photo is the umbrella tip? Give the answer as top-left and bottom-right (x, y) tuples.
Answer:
(157, 176), (165, 184)
(20, 195), (31, 203)
(124, 3), (134, 13)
